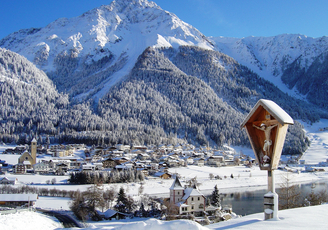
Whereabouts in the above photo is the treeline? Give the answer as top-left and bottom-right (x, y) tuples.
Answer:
(70, 185), (163, 221)
(68, 169), (145, 184)
(0, 184), (73, 198)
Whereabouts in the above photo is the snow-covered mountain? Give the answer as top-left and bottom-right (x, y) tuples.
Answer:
(0, 0), (212, 101)
(211, 35), (328, 105)
(0, 0), (327, 150)
(0, 48), (58, 96)
(0, 48), (68, 136)
(2, 0), (328, 107)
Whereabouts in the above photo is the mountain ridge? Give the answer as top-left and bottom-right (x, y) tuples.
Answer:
(0, 0), (212, 102)
(211, 34), (328, 106)
(0, 0), (326, 153)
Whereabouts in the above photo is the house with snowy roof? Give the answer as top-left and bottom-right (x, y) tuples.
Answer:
(98, 209), (133, 220)
(33, 161), (50, 174)
(0, 194), (38, 207)
(193, 157), (205, 167)
(169, 177), (206, 216)
(207, 156), (225, 166)
(154, 171), (172, 179)
(0, 177), (17, 185)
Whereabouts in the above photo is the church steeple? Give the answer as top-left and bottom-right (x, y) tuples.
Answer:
(31, 138), (37, 165)
(170, 176), (184, 204)
(170, 176), (183, 190)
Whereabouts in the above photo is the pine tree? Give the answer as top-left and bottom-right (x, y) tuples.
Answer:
(139, 202), (147, 217)
(211, 185), (221, 208)
(114, 187), (135, 213)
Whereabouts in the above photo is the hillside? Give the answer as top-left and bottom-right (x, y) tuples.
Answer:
(0, 0), (327, 153)
(0, 0), (212, 101)
(98, 46), (316, 152)
(0, 48), (112, 145)
(211, 35), (328, 108)
(0, 48), (68, 140)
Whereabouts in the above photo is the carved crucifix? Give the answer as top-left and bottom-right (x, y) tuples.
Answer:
(252, 119), (279, 167)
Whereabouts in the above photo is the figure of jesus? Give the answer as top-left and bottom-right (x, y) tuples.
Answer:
(253, 122), (278, 166)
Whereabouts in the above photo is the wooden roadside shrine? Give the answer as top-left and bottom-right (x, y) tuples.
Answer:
(241, 99), (294, 170)
(241, 99), (294, 220)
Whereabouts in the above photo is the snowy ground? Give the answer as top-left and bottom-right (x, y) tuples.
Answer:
(299, 119), (328, 164)
(1, 204), (327, 230)
(6, 163), (321, 212)
(87, 204), (328, 229)
(207, 204), (328, 230)
(0, 211), (62, 230)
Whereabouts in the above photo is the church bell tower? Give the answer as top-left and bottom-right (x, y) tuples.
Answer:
(31, 138), (37, 165)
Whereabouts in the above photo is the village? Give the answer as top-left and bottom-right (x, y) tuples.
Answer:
(1, 115), (328, 225)
(1, 138), (325, 178)
(0, 139), (254, 176)
(0, 136), (328, 226)
(0, 139), (251, 223)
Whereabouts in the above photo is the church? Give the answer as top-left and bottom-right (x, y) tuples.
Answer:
(15, 138), (37, 174)
(169, 177), (206, 216)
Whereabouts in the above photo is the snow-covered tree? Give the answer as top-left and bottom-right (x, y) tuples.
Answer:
(114, 187), (135, 213)
(211, 185), (221, 208)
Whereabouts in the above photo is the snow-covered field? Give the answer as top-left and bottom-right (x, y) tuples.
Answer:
(0, 211), (62, 230)
(0, 119), (328, 229)
(1, 204), (327, 230)
(299, 119), (328, 164)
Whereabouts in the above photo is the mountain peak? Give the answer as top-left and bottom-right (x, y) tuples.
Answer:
(0, 0), (212, 64)
(110, 0), (160, 10)
(0, 0), (213, 100)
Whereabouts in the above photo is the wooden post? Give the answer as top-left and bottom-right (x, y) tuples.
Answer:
(265, 170), (278, 220)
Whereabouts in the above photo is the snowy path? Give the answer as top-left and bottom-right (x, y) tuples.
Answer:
(300, 119), (328, 164)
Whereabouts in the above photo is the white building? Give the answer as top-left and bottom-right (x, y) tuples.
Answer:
(33, 161), (50, 174)
(169, 177), (206, 216)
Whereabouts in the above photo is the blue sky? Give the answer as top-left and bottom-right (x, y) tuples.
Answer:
(1, 0), (327, 40)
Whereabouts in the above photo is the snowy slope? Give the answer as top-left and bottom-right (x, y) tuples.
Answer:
(299, 119), (328, 164)
(208, 204), (328, 230)
(0, 0), (213, 101)
(1, 204), (327, 230)
(0, 48), (59, 97)
(211, 34), (328, 99)
(0, 211), (62, 230)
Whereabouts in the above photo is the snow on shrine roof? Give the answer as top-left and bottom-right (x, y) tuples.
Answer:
(241, 99), (294, 128)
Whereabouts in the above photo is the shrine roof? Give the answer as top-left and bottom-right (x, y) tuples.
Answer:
(241, 99), (294, 128)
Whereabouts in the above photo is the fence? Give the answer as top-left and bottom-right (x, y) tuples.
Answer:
(0, 206), (35, 215)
